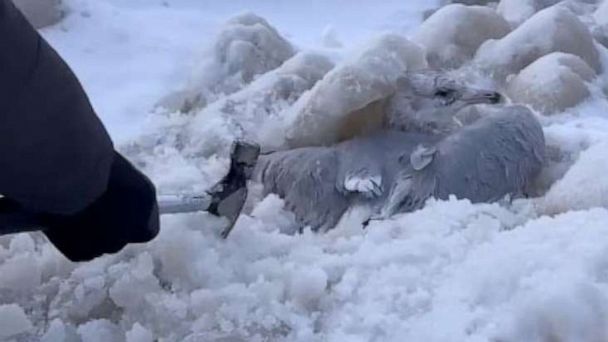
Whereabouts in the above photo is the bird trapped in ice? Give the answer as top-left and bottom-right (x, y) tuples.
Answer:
(253, 105), (544, 232)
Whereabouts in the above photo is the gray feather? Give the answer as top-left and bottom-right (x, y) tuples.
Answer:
(381, 105), (545, 218)
(254, 105), (544, 231)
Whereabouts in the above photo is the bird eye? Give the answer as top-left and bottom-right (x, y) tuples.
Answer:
(434, 88), (453, 97)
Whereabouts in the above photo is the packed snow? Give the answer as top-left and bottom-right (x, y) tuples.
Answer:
(413, 4), (511, 69)
(284, 34), (428, 147)
(475, 5), (601, 80)
(506, 52), (597, 114)
(4, 0), (608, 341)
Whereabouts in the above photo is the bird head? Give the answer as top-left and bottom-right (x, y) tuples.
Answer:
(387, 70), (502, 134)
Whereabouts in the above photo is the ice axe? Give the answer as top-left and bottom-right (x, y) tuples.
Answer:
(0, 140), (261, 239)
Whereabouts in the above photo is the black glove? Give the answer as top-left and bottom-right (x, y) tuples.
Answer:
(43, 152), (160, 261)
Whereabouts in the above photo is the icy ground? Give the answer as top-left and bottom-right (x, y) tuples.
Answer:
(4, 0), (608, 341)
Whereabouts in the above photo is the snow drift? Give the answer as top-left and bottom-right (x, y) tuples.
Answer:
(5, 0), (608, 341)
(506, 52), (596, 114)
(593, 0), (608, 47)
(496, 0), (567, 27)
(215, 12), (296, 86)
(413, 4), (511, 69)
(158, 12), (296, 114)
(475, 5), (601, 80)
(537, 140), (608, 215)
(185, 52), (335, 156)
(284, 34), (428, 148)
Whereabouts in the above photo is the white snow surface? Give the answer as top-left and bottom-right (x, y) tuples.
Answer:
(4, 0), (608, 341)
(413, 4), (511, 69)
(506, 52), (596, 114)
(475, 5), (601, 80)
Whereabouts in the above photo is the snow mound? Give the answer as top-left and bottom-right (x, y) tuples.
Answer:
(285, 34), (428, 148)
(475, 5), (601, 81)
(40, 319), (80, 342)
(320, 26), (343, 48)
(158, 12), (296, 113)
(506, 52), (596, 114)
(497, 0), (597, 28)
(216, 12), (296, 85)
(77, 319), (124, 342)
(126, 323), (154, 342)
(537, 140), (608, 215)
(497, 0), (563, 27)
(13, 0), (63, 29)
(404, 207), (608, 341)
(593, 0), (608, 47)
(185, 52), (335, 156)
(446, 0), (498, 4)
(413, 4), (510, 69)
(130, 52), (333, 178)
(0, 304), (33, 339)
(597, 0), (608, 20)
(529, 131), (586, 197)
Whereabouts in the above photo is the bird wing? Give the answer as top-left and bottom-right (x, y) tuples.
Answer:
(380, 105), (544, 218)
(256, 147), (351, 232)
(335, 142), (386, 198)
(430, 105), (545, 202)
(342, 168), (383, 198)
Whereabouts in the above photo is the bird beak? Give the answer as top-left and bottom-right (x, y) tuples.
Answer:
(461, 90), (502, 105)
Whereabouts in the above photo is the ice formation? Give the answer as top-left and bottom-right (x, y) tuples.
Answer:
(497, 0), (564, 26)
(475, 5), (601, 80)
(215, 12), (296, 85)
(537, 140), (608, 215)
(0, 304), (33, 339)
(284, 34), (428, 148)
(413, 4), (511, 69)
(506, 52), (596, 114)
(593, 0), (608, 46)
(5, 1), (608, 341)
(184, 52), (335, 156)
(157, 12), (296, 114)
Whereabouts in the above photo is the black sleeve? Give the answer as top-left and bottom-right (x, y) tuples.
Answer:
(0, 0), (114, 215)
(43, 152), (160, 262)
(0, 0), (160, 261)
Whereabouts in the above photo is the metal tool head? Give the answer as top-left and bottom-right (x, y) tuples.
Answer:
(230, 140), (261, 179)
(211, 140), (261, 238)
(231, 140), (261, 165)
(148, 140), (261, 239)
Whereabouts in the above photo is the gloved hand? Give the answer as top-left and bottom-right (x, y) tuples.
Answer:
(43, 152), (160, 261)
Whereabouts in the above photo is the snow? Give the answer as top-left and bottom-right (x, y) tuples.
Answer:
(285, 34), (428, 147)
(538, 140), (608, 215)
(594, 0), (608, 47)
(185, 52), (335, 155)
(413, 4), (511, 69)
(496, 0), (561, 27)
(157, 12), (297, 115)
(125, 323), (154, 342)
(506, 52), (596, 114)
(77, 319), (124, 342)
(475, 5), (601, 81)
(0, 304), (33, 339)
(6, 0), (608, 341)
(597, 0), (608, 22)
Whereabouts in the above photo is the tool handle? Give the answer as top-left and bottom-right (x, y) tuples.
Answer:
(158, 194), (211, 214)
(0, 192), (214, 237)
